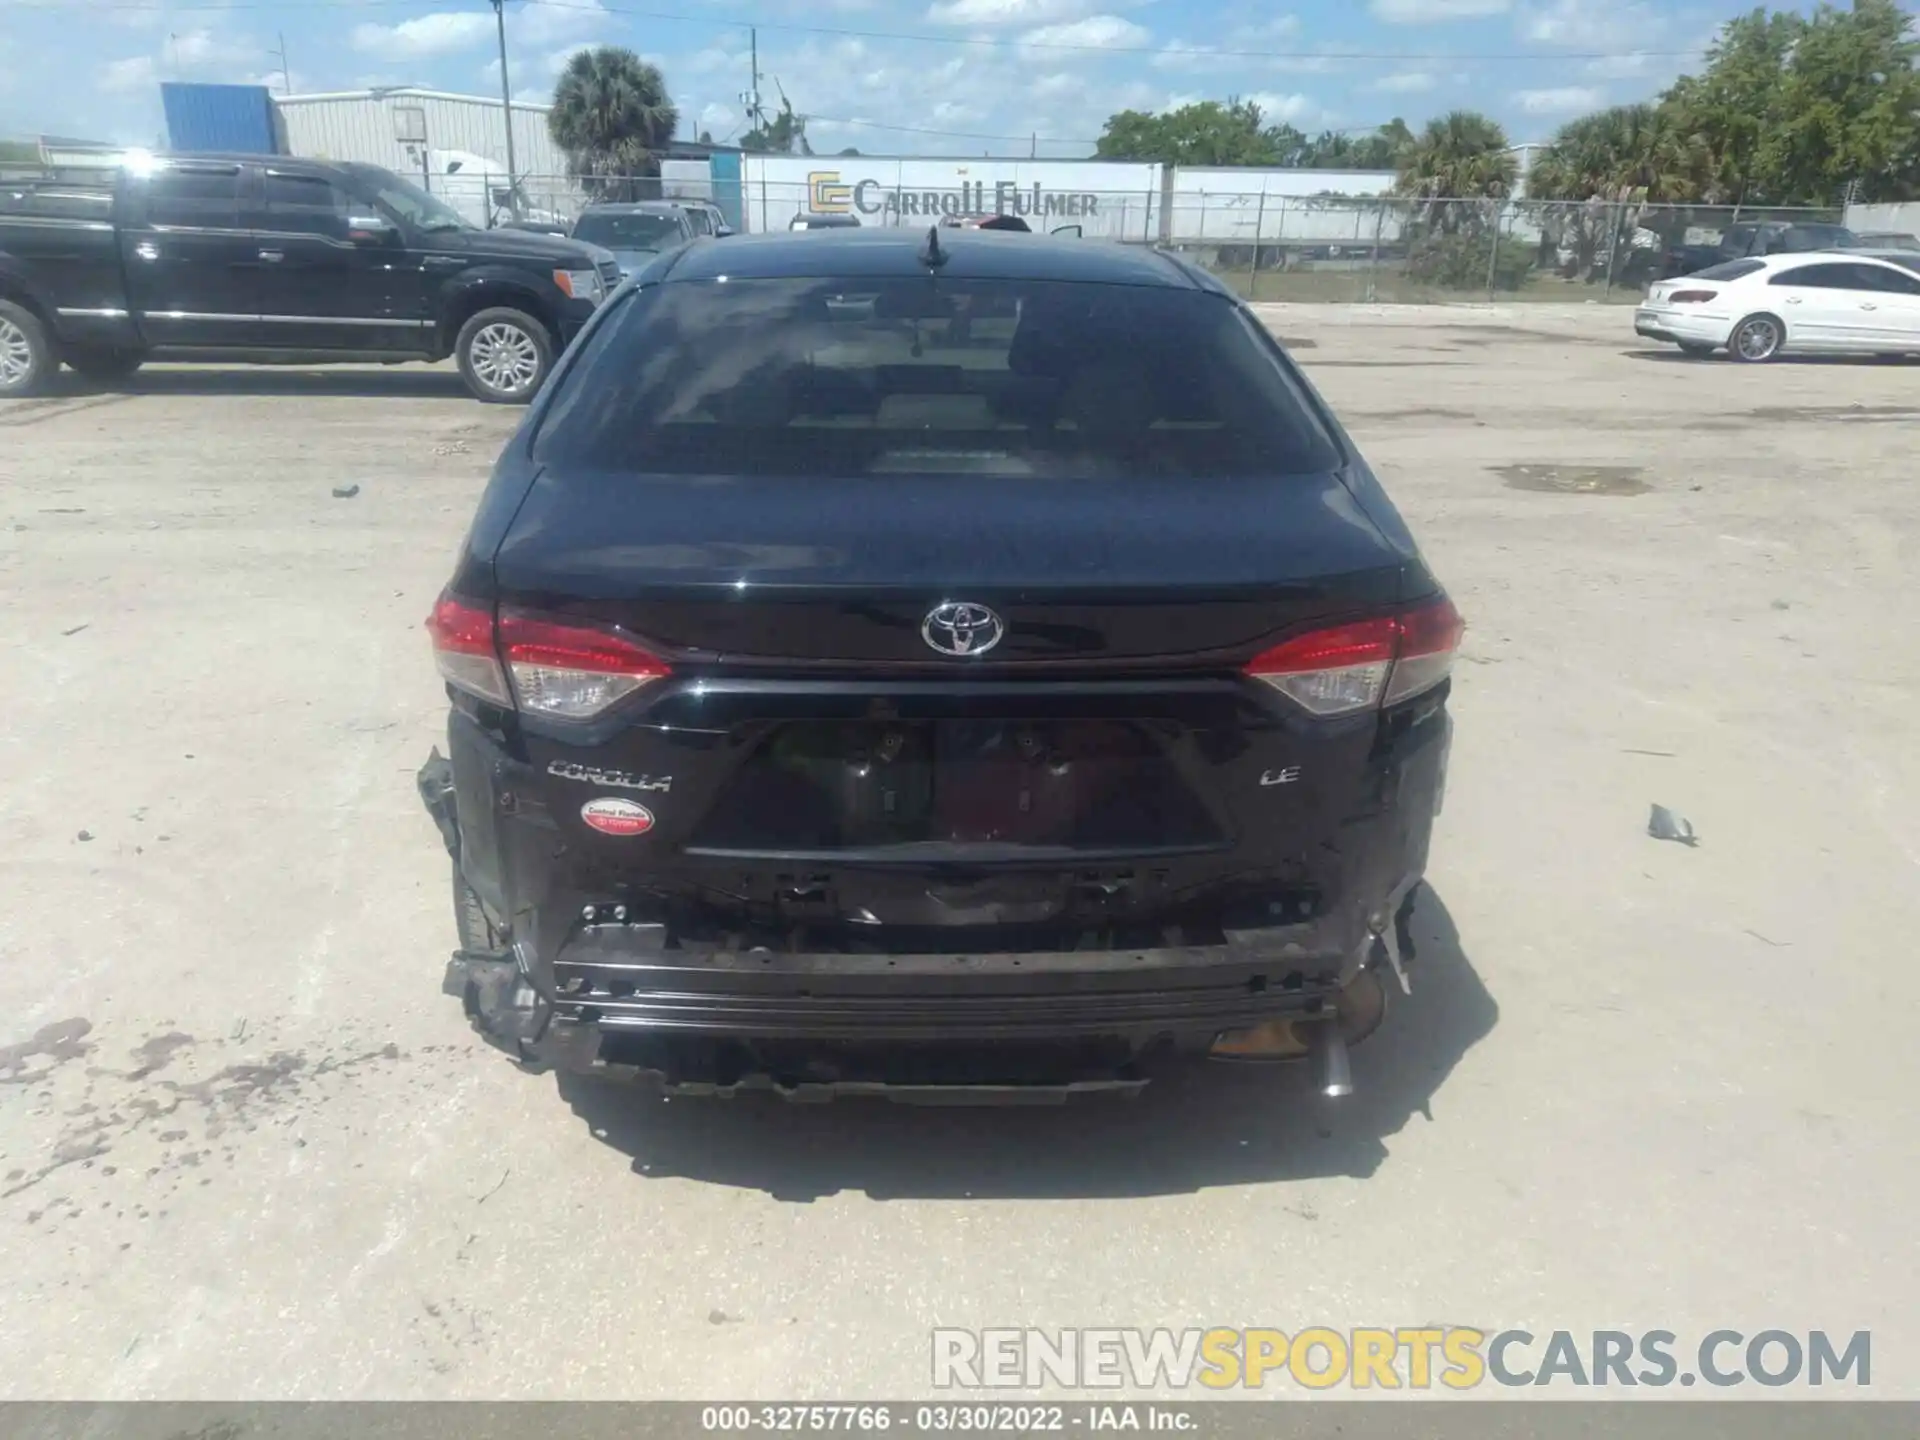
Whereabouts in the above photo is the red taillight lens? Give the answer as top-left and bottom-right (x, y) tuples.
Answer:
(427, 593), (511, 706)
(1668, 289), (1717, 303)
(1244, 596), (1463, 716)
(497, 610), (671, 719)
(426, 591), (672, 719)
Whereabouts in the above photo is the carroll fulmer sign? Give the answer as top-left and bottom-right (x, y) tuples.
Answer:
(806, 170), (1103, 221)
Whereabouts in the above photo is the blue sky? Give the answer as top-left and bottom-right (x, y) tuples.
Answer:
(1, 0), (1776, 156)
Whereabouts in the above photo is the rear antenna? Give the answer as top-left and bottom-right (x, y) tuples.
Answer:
(918, 224), (948, 269)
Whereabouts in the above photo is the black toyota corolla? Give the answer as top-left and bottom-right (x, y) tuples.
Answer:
(417, 225), (1459, 1102)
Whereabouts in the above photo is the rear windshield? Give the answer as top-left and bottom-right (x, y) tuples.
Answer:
(1693, 259), (1765, 281)
(573, 212), (681, 250)
(1782, 224), (1854, 248)
(533, 277), (1342, 479)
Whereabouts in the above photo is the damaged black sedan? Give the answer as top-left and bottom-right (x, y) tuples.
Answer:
(418, 225), (1459, 1102)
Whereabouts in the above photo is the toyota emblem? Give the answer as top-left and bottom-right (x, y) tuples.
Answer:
(921, 601), (1005, 657)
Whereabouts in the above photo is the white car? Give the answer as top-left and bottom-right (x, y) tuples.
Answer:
(1635, 251), (1920, 362)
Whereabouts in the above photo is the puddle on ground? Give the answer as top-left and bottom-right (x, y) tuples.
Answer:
(1494, 463), (1651, 496)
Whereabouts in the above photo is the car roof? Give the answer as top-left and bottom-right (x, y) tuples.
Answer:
(579, 201), (689, 215)
(1752, 249), (1911, 271)
(665, 227), (1198, 288)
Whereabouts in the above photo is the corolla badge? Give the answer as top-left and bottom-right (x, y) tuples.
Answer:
(921, 601), (1005, 657)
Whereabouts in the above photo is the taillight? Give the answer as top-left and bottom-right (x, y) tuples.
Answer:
(426, 591), (671, 719)
(427, 593), (510, 706)
(1244, 596), (1464, 717)
(1668, 289), (1717, 303)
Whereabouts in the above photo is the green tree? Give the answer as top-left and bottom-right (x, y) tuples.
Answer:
(1294, 120), (1413, 169)
(1394, 110), (1518, 231)
(1660, 0), (1920, 205)
(1526, 103), (1716, 280)
(742, 88), (811, 155)
(1096, 99), (1287, 166)
(548, 47), (678, 199)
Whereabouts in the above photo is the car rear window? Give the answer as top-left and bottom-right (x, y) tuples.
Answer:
(533, 276), (1342, 480)
(1693, 259), (1765, 282)
(573, 212), (682, 250)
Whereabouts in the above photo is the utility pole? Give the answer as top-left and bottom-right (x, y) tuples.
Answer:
(491, 0), (519, 218)
(270, 32), (293, 95)
(743, 28), (765, 131)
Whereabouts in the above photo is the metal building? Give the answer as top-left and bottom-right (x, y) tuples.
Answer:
(273, 87), (568, 185)
(161, 82), (278, 154)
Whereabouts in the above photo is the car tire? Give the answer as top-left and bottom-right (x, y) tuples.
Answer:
(0, 299), (57, 398)
(452, 862), (506, 953)
(64, 345), (146, 384)
(1728, 314), (1784, 363)
(1677, 342), (1715, 359)
(455, 307), (553, 404)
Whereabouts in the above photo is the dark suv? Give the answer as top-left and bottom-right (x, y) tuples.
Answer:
(419, 227), (1460, 1102)
(0, 153), (619, 402)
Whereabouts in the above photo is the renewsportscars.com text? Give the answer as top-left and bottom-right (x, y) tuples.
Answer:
(931, 1328), (1871, 1391)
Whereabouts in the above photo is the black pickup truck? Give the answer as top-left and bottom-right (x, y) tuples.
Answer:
(0, 152), (623, 402)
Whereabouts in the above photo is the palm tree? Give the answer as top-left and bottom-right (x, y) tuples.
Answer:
(548, 47), (679, 199)
(1394, 111), (1518, 233)
(1527, 104), (1716, 279)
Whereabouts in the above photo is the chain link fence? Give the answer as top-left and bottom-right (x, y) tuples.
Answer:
(1164, 196), (1846, 304)
(536, 180), (1844, 303)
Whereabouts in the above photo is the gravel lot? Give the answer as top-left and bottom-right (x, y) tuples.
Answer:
(2, 305), (1917, 1398)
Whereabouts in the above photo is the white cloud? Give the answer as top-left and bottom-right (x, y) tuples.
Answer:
(99, 55), (158, 93)
(1584, 50), (1658, 79)
(242, 68), (306, 94)
(1230, 14), (1304, 40)
(1370, 0), (1510, 21)
(351, 12), (493, 58)
(97, 26), (266, 94)
(697, 101), (736, 129)
(1151, 41), (1231, 71)
(1370, 69), (1438, 92)
(1019, 14), (1151, 54)
(926, 0), (1098, 24)
(1244, 90), (1317, 124)
(685, 45), (744, 75)
(510, 0), (608, 46)
(1518, 0), (1660, 49)
(1513, 84), (1605, 113)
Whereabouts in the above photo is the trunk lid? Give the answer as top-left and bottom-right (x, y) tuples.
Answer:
(492, 467), (1408, 666)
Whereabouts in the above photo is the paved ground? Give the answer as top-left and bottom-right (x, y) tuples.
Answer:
(2, 306), (1917, 1399)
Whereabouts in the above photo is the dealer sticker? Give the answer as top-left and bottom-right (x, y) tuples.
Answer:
(580, 797), (655, 836)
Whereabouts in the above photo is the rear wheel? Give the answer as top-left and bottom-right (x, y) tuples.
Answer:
(65, 345), (146, 384)
(0, 300), (56, 397)
(455, 307), (553, 404)
(1677, 341), (1715, 358)
(1728, 314), (1784, 363)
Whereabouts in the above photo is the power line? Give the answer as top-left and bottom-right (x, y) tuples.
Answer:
(13, 0), (1718, 63)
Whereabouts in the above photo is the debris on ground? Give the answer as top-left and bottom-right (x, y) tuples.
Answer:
(76, 830), (94, 843)
(62, 623), (88, 637)
(1771, 600), (1791, 611)
(331, 484), (360, 499)
(1648, 804), (1698, 846)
